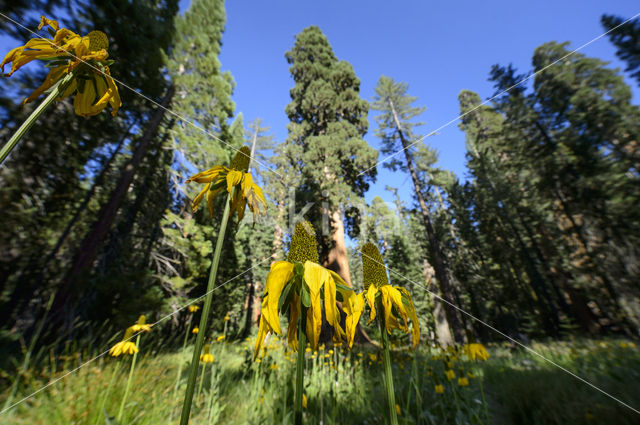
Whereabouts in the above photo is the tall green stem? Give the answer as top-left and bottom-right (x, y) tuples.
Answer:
(93, 361), (121, 425)
(294, 305), (307, 425)
(0, 73), (73, 166)
(117, 334), (141, 422)
(180, 192), (232, 425)
(1, 293), (55, 414)
(197, 363), (206, 402)
(377, 298), (398, 425)
(171, 315), (194, 421)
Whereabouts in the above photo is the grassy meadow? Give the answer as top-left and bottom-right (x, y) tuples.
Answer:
(1, 332), (639, 425)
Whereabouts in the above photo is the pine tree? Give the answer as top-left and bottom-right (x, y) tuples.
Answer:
(371, 75), (464, 343)
(602, 14), (640, 86)
(284, 26), (377, 284)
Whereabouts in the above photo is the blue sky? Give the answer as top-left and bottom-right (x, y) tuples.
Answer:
(177, 0), (639, 208)
(1, 1), (638, 209)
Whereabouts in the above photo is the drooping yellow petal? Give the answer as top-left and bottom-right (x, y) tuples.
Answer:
(73, 77), (97, 118)
(191, 182), (210, 213)
(22, 64), (68, 104)
(105, 73), (121, 116)
(303, 261), (327, 349)
(324, 273), (345, 343)
(85, 71), (120, 117)
(226, 169), (243, 194)
(380, 285), (408, 334)
(38, 16), (59, 31)
(254, 297), (272, 360)
(397, 287), (421, 348)
(186, 165), (226, 184)
(1, 39), (58, 76)
(305, 307), (320, 350)
(341, 291), (365, 348)
(206, 185), (223, 219)
(365, 284), (378, 324)
(263, 261), (294, 335)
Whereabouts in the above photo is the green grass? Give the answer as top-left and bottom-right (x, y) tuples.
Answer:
(1, 337), (639, 424)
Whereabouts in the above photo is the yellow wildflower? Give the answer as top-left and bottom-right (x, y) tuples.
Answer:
(362, 243), (420, 348)
(192, 327), (199, 334)
(395, 404), (401, 415)
(186, 147), (266, 221)
(188, 305), (200, 313)
(216, 335), (226, 342)
(458, 377), (469, 387)
(1, 16), (120, 117)
(253, 222), (363, 358)
(464, 343), (490, 362)
(224, 314), (230, 321)
(302, 394), (307, 409)
(130, 315), (151, 333)
(435, 384), (444, 394)
(369, 353), (377, 362)
(108, 328), (138, 357)
(445, 369), (455, 380)
(200, 344), (214, 363)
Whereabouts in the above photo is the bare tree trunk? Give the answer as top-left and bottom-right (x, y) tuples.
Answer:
(324, 209), (352, 285)
(50, 86), (174, 328)
(389, 100), (465, 343)
(424, 260), (453, 346)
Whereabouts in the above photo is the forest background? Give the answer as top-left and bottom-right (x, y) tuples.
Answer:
(0, 0), (640, 411)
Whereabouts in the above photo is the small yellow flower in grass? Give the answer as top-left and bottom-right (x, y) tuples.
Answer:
(186, 146), (267, 222)
(457, 377), (469, 387)
(130, 315), (151, 333)
(435, 384), (444, 394)
(305, 347), (312, 353)
(445, 369), (455, 380)
(270, 364), (278, 370)
(395, 404), (401, 415)
(464, 343), (490, 362)
(224, 314), (230, 321)
(192, 327), (199, 334)
(369, 353), (377, 362)
(216, 335), (225, 342)
(188, 305), (200, 313)
(362, 243), (421, 348)
(200, 344), (214, 363)
(1, 16), (121, 117)
(109, 328), (138, 357)
(302, 394), (307, 409)
(253, 222), (363, 358)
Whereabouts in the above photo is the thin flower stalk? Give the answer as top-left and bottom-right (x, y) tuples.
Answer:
(117, 333), (141, 422)
(92, 361), (121, 425)
(294, 305), (308, 425)
(179, 192), (232, 424)
(377, 296), (398, 425)
(180, 147), (266, 424)
(360, 242), (420, 425)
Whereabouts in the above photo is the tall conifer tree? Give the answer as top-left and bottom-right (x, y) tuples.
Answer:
(284, 26), (377, 283)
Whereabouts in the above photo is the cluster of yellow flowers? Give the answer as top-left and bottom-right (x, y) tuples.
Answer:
(108, 315), (151, 357)
(427, 343), (489, 394)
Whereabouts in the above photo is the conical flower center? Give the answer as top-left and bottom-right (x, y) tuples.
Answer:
(362, 242), (388, 289)
(288, 221), (319, 264)
(137, 315), (146, 325)
(87, 30), (109, 51)
(229, 146), (251, 172)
